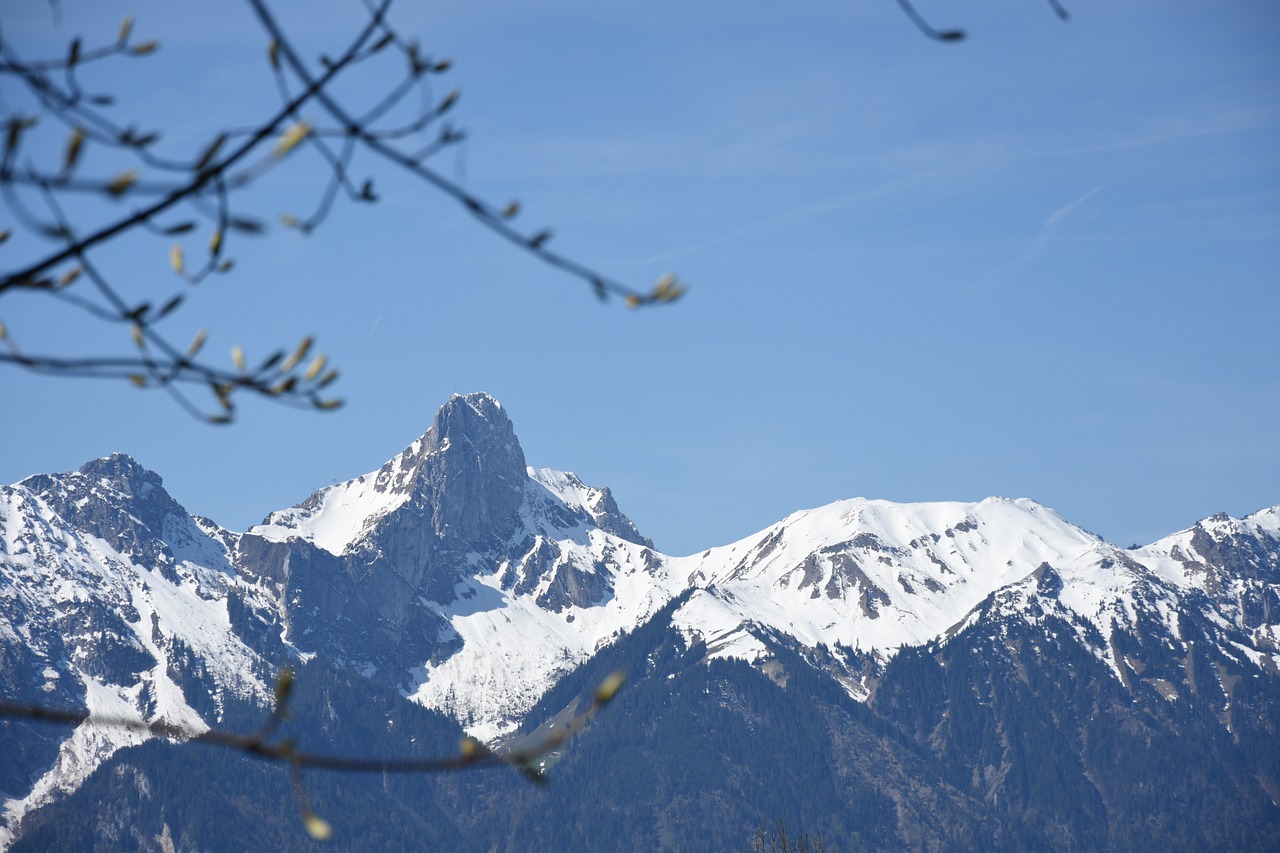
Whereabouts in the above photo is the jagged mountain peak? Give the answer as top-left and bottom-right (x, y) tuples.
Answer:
(75, 452), (161, 488)
(414, 392), (527, 541)
(1140, 505), (1280, 548)
(527, 467), (652, 548)
(385, 392), (523, 502)
(443, 390), (505, 418)
(20, 452), (163, 501)
(249, 394), (656, 574)
(426, 393), (520, 461)
(251, 393), (527, 556)
(1136, 505), (1280, 584)
(13, 452), (227, 574)
(235, 394), (668, 698)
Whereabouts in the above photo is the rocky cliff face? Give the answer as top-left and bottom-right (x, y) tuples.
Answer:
(238, 393), (662, 693)
(1135, 508), (1280, 667)
(346, 394), (528, 609)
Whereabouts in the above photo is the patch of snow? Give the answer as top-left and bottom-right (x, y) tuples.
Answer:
(250, 474), (410, 556)
(409, 531), (680, 741)
(0, 673), (149, 849)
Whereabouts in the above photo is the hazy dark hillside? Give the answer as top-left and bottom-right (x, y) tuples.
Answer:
(23, 588), (1280, 852)
(13, 662), (505, 852)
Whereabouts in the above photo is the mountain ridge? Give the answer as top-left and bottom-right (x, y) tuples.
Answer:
(3, 392), (1278, 849)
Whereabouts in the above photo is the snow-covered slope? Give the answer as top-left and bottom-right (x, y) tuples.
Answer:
(0, 458), (272, 847)
(408, 489), (678, 739)
(1133, 506), (1280, 670)
(250, 434), (431, 557)
(667, 497), (1280, 702)
(672, 497), (1099, 659)
(528, 467), (653, 547)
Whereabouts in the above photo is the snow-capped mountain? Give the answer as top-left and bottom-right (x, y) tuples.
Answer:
(0, 456), (272, 846)
(235, 393), (681, 739)
(667, 497), (1104, 688)
(666, 495), (1280, 700)
(2, 392), (1278, 850)
(1136, 507), (1280, 662)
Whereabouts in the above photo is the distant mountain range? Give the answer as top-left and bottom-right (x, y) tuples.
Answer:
(3, 393), (1278, 851)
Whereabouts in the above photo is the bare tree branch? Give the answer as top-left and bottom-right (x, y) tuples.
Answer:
(0, 668), (626, 838)
(1, 0), (685, 422)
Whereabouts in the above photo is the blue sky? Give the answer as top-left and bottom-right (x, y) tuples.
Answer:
(2, 0), (1277, 555)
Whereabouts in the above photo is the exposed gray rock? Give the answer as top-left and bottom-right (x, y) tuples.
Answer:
(20, 454), (231, 581)
(536, 561), (614, 613)
(232, 393), (644, 687)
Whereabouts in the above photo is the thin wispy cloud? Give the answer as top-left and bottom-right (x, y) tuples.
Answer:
(1066, 98), (1280, 158)
(628, 173), (934, 269)
(965, 185), (1105, 295)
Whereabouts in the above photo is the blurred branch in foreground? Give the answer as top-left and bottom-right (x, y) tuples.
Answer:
(0, 0), (1069, 421)
(0, 0), (685, 422)
(0, 668), (627, 840)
